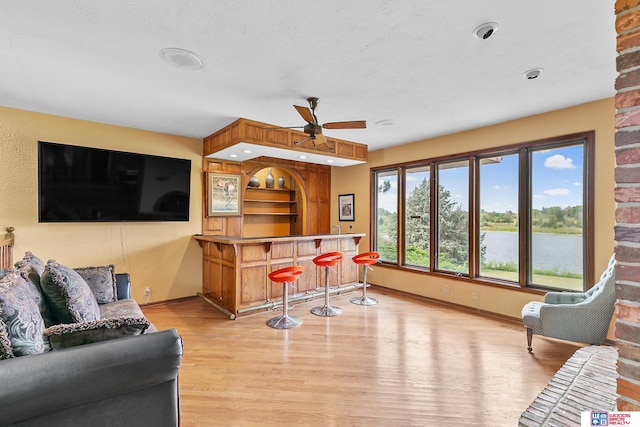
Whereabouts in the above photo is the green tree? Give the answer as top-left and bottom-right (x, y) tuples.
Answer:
(405, 177), (430, 260)
(405, 178), (472, 269)
(377, 180), (398, 261)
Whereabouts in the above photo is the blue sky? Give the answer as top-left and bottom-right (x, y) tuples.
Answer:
(378, 144), (584, 213)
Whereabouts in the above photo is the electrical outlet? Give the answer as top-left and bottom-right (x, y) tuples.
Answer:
(444, 285), (450, 294)
(144, 287), (151, 296)
(472, 291), (478, 300)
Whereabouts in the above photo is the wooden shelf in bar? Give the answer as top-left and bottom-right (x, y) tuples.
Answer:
(243, 187), (299, 236)
(203, 118), (368, 164)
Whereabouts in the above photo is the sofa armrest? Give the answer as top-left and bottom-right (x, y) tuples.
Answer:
(115, 272), (131, 300)
(0, 329), (182, 426)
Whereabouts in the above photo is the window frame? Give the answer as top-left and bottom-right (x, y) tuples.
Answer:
(370, 131), (595, 291)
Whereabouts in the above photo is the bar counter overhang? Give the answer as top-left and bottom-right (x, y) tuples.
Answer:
(193, 233), (365, 319)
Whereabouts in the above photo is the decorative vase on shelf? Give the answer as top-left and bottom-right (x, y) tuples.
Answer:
(277, 176), (285, 190)
(265, 168), (274, 189)
(248, 176), (260, 188)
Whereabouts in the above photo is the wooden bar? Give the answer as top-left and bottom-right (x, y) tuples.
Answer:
(193, 233), (364, 318)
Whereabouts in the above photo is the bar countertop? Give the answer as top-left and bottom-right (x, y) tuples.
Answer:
(193, 233), (365, 245)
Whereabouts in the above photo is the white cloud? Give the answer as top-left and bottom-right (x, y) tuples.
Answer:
(544, 188), (570, 196)
(573, 182), (581, 187)
(544, 154), (575, 169)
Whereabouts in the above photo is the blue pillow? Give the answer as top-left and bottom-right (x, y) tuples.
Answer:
(41, 261), (100, 324)
(0, 270), (47, 358)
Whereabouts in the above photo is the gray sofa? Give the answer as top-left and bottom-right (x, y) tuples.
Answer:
(0, 252), (182, 426)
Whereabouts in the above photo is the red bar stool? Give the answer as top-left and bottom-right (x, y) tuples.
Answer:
(267, 266), (304, 329)
(350, 252), (380, 306)
(311, 251), (344, 317)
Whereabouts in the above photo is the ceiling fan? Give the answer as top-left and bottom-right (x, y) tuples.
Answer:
(291, 97), (366, 146)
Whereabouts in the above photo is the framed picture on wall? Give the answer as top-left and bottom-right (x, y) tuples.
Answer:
(206, 172), (242, 217)
(338, 193), (355, 221)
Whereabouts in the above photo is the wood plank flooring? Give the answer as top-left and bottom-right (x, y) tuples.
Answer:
(141, 287), (583, 427)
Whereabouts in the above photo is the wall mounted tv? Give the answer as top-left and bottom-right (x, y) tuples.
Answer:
(38, 141), (191, 222)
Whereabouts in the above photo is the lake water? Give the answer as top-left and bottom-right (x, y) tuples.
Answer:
(483, 230), (583, 274)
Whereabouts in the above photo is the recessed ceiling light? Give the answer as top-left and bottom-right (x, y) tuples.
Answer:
(523, 68), (543, 80)
(375, 119), (396, 127)
(230, 154), (238, 158)
(299, 155), (307, 159)
(327, 159), (334, 163)
(242, 149), (252, 154)
(473, 22), (499, 40)
(159, 48), (204, 70)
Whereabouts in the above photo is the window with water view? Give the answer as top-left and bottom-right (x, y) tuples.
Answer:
(371, 133), (592, 292)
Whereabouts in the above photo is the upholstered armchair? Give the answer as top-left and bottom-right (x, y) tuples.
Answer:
(521, 255), (616, 352)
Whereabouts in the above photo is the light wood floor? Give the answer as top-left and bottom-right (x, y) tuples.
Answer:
(142, 287), (583, 427)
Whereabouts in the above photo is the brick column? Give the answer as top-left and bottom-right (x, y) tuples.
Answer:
(615, 0), (640, 411)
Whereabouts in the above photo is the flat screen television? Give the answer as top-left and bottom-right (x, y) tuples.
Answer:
(38, 141), (191, 222)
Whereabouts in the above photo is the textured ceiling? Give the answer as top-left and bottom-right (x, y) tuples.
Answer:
(0, 1), (616, 152)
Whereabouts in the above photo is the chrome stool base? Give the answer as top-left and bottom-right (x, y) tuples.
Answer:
(351, 252), (380, 307)
(266, 267), (304, 330)
(266, 315), (303, 329)
(311, 305), (342, 317)
(311, 252), (345, 318)
(350, 295), (378, 305)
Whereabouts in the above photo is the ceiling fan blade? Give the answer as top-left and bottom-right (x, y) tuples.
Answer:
(294, 105), (316, 124)
(322, 120), (367, 130)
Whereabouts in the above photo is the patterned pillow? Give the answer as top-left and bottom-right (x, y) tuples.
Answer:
(0, 321), (13, 359)
(15, 266), (56, 327)
(44, 316), (150, 349)
(14, 251), (46, 276)
(73, 265), (118, 304)
(0, 270), (47, 358)
(41, 261), (100, 324)
(13, 252), (56, 327)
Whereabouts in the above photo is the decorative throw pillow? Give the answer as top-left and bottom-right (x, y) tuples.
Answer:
(73, 265), (118, 304)
(41, 261), (101, 324)
(14, 266), (56, 328)
(0, 271), (47, 358)
(0, 321), (14, 359)
(14, 251), (46, 277)
(44, 317), (150, 350)
(13, 252), (56, 327)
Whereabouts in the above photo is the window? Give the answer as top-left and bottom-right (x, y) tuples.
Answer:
(371, 132), (593, 291)
(479, 153), (519, 282)
(529, 144), (585, 291)
(375, 169), (398, 263)
(435, 160), (469, 275)
(405, 166), (430, 268)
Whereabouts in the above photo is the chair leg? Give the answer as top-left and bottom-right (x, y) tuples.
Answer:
(526, 327), (533, 352)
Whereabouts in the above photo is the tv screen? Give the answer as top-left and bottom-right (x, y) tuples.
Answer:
(38, 141), (191, 222)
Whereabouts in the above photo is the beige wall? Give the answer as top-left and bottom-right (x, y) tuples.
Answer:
(331, 98), (616, 322)
(0, 107), (203, 304)
(0, 99), (616, 319)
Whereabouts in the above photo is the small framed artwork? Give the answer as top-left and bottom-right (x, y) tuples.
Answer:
(206, 172), (242, 217)
(338, 193), (355, 221)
